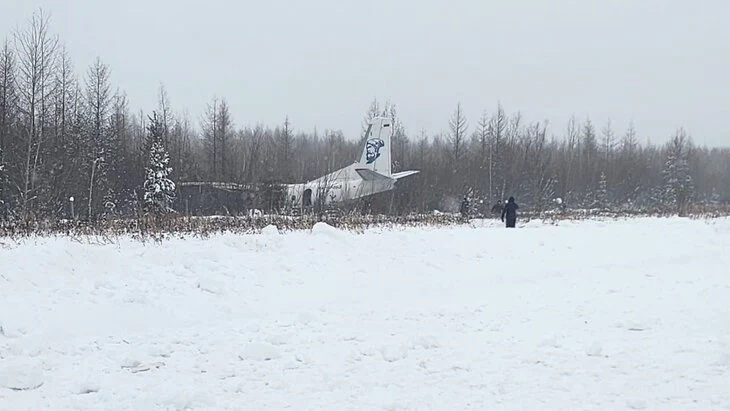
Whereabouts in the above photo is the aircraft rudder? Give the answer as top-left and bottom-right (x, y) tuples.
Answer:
(358, 116), (392, 176)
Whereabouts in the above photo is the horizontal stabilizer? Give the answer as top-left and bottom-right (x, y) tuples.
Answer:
(355, 168), (392, 181)
(392, 170), (420, 180)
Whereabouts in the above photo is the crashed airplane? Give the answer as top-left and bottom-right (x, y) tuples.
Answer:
(284, 116), (419, 209)
(178, 116), (419, 214)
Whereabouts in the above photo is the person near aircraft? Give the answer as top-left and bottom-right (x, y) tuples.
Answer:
(460, 196), (470, 220)
(490, 199), (503, 216)
(501, 196), (518, 228)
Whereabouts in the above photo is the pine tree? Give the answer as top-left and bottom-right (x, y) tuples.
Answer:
(662, 129), (693, 215)
(143, 112), (175, 214)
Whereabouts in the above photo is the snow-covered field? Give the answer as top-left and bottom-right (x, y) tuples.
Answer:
(1, 217), (729, 410)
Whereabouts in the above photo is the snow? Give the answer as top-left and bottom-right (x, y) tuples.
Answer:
(1, 216), (730, 410)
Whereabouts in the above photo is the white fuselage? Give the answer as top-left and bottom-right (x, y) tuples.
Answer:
(280, 116), (418, 210)
(285, 162), (396, 208)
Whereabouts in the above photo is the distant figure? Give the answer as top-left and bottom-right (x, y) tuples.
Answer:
(490, 200), (503, 216)
(501, 196), (518, 228)
(460, 196), (470, 220)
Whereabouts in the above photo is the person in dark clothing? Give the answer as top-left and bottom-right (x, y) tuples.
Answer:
(501, 196), (518, 228)
(490, 200), (503, 216)
(459, 196), (470, 220)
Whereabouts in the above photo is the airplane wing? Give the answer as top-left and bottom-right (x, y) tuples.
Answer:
(355, 168), (392, 181)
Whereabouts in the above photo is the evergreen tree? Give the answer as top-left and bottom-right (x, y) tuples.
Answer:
(662, 129), (693, 214)
(143, 112), (175, 214)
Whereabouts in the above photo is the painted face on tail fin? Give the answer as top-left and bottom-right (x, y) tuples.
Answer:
(365, 138), (385, 164)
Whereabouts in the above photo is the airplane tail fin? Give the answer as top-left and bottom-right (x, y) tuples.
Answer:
(357, 116), (420, 182)
(358, 117), (392, 176)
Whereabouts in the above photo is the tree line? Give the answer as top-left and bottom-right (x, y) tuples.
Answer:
(1, 9), (728, 222)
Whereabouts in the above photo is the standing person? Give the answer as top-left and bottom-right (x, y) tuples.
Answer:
(490, 199), (503, 216)
(501, 196), (518, 228)
(460, 196), (470, 221)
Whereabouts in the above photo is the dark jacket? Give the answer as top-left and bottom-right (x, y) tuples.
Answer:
(501, 198), (518, 221)
(460, 198), (470, 215)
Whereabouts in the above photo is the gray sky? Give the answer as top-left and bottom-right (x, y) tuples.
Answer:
(3, 0), (730, 147)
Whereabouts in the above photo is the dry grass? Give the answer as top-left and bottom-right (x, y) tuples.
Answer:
(1, 205), (728, 242)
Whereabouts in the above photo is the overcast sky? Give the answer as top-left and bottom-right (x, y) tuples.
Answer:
(2, 0), (729, 147)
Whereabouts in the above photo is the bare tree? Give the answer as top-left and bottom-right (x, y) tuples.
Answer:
(488, 102), (507, 200)
(600, 118), (618, 187)
(0, 40), (17, 218)
(157, 83), (172, 145)
(383, 101), (407, 173)
(617, 120), (640, 203)
(560, 115), (579, 205)
(53, 46), (75, 144)
(84, 57), (114, 219)
(447, 102), (468, 193)
(39, 44), (77, 213)
(201, 97), (219, 180)
(0, 39), (16, 155)
(361, 97), (380, 137)
(580, 118), (598, 205)
(244, 124), (266, 183)
(217, 98), (232, 180)
(14, 8), (59, 216)
(279, 115), (293, 181)
(474, 110), (490, 195)
(85, 57), (110, 141)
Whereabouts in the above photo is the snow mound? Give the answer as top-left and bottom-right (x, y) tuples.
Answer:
(310, 222), (348, 241)
(120, 360), (165, 373)
(241, 342), (282, 361)
(523, 219), (547, 228)
(165, 391), (216, 410)
(75, 381), (101, 395)
(713, 352), (730, 367)
(381, 345), (408, 362)
(539, 335), (561, 349)
(260, 225), (280, 235)
(265, 333), (290, 346)
(586, 341), (603, 357)
(197, 278), (225, 295)
(410, 336), (439, 350)
(0, 361), (44, 391)
(0, 319), (27, 339)
(297, 312), (316, 325)
(626, 399), (647, 409)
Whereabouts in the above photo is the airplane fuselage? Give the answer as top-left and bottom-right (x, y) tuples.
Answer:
(281, 117), (419, 210)
(285, 162), (396, 208)
(179, 117), (420, 213)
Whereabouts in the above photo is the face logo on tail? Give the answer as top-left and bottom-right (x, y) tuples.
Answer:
(365, 138), (385, 164)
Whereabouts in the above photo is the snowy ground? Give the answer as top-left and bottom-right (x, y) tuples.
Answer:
(1, 217), (729, 410)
